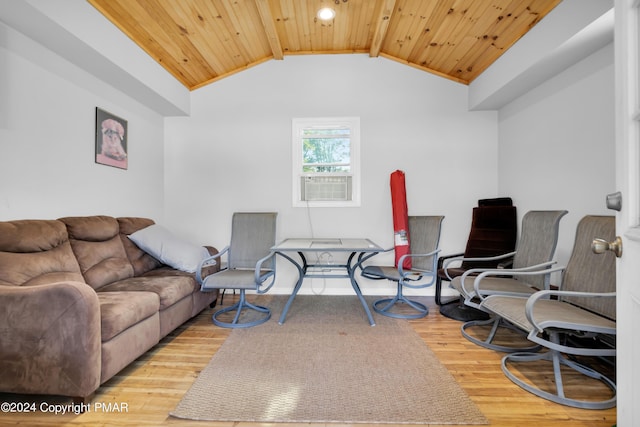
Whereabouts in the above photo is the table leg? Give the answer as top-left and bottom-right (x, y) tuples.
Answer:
(349, 252), (377, 326)
(277, 251), (305, 325)
(276, 250), (379, 326)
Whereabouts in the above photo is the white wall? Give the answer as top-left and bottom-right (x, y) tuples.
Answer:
(0, 0), (190, 116)
(164, 54), (499, 295)
(498, 43), (615, 275)
(469, 0), (613, 110)
(0, 22), (165, 221)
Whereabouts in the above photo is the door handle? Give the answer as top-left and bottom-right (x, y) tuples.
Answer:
(592, 237), (623, 258)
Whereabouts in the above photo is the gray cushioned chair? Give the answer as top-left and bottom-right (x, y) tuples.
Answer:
(449, 210), (568, 351)
(480, 215), (616, 409)
(361, 215), (444, 319)
(196, 212), (277, 328)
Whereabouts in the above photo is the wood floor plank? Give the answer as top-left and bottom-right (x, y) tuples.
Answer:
(0, 295), (616, 427)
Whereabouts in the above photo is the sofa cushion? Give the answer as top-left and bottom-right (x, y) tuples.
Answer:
(98, 274), (197, 310)
(98, 291), (160, 342)
(0, 220), (84, 286)
(59, 216), (134, 290)
(127, 224), (209, 273)
(117, 217), (162, 276)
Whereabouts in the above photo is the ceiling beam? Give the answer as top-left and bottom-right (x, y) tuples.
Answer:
(369, 0), (397, 57)
(255, 0), (284, 60)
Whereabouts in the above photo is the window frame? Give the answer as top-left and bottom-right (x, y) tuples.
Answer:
(292, 117), (361, 208)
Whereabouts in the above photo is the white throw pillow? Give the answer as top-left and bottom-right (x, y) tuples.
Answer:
(128, 224), (209, 273)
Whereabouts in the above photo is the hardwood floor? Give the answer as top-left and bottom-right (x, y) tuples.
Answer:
(0, 295), (616, 427)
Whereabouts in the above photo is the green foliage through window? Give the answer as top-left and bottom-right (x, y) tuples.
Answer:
(302, 127), (351, 173)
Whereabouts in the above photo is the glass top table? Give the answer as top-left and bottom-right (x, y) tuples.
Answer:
(271, 238), (384, 326)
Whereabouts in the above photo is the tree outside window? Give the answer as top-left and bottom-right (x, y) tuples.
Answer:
(302, 128), (351, 173)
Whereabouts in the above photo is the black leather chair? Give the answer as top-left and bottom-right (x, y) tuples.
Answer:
(435, 198), (517, 321)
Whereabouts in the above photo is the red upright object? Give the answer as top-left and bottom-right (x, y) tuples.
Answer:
(390, 170), (411, 269)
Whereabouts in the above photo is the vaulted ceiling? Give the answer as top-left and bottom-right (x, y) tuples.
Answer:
(87, 0), (561, 91)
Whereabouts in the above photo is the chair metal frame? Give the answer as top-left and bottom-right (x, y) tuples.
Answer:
(361, 215), (443, 319)
(449, 210), (568, 352)
(196, 212), (277, 328)
(498, 291), (616, 409)
(480, 215), (617, 409)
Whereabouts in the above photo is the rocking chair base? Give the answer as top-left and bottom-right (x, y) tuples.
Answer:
(373, 295), (429, 319)
(439, 298), (490, 322)
(502, 350), (616, 409)
(212, 291), (271, 328)
(461, 317), (541, 353)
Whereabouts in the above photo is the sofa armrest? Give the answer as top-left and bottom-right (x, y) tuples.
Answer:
(202, 245), (221, 277)
(0, 281), (102, 400)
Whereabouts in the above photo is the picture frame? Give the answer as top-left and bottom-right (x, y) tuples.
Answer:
(95, 107), (128, 169)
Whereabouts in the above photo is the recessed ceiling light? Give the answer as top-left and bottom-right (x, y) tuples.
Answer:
(317, 7), (336, 21)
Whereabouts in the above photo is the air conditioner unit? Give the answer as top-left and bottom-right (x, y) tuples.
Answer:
(301, 175), (352, 201)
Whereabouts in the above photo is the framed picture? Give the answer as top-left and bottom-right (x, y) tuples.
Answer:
(95, 107), (128, 169)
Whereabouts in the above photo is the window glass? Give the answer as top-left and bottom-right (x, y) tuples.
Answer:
(302, 127), (351, 173)
(292, 117), (360, 207)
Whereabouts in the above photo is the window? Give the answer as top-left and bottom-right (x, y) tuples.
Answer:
(292, 117), (360, 207)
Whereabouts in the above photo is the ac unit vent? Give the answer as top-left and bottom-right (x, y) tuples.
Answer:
(301, 175), (352, 201)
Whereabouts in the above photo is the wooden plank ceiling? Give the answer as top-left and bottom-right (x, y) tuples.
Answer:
(88, 0), (561, 91)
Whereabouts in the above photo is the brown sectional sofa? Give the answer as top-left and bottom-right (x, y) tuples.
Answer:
(0, 215), (219, 403)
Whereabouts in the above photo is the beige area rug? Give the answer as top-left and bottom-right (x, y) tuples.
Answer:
(170, 295), (488, 424)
